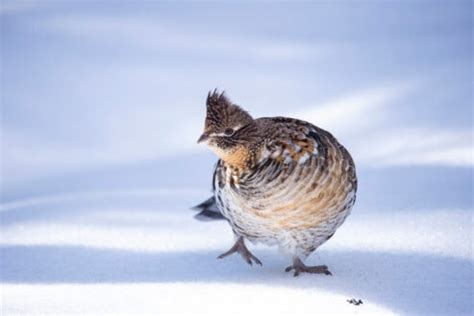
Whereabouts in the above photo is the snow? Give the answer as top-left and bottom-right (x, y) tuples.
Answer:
(1, 189), (472, 315)
(1, 2), (473, 315)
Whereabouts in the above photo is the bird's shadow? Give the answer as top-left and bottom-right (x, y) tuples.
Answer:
(1, 245), (472, 315)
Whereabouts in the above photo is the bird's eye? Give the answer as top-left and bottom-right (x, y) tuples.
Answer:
(224, 128), (234, 136)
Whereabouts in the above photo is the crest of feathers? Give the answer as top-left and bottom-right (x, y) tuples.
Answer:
(205, 90), (253, 130)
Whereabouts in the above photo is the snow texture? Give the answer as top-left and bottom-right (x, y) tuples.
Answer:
(1, 1), (473, 315)
(1, 185), (472, 315)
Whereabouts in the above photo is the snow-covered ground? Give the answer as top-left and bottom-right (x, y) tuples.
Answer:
(1, 1), (473, 315)
(1, 184), (472, 315)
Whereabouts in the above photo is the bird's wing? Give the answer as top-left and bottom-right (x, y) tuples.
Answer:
(191, 196), (225, 221)
(257, 117), (326, 165)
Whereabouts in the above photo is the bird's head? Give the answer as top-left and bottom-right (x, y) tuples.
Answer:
(198, 90), (259, 168)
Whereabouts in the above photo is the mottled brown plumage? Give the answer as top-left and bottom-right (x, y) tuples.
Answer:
(195, 90), (357, 276)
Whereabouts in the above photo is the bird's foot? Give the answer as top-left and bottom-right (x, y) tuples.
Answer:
(285, 257), (332, 277)
(217, 236), (262, 266)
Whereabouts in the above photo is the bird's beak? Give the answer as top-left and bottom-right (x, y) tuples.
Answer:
(197, 133), (209, 144)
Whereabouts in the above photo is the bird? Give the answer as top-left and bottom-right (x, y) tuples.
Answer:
(194, 90), (357, 276)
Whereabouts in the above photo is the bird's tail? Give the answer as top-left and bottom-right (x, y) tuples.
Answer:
(191, 196), (225, 221)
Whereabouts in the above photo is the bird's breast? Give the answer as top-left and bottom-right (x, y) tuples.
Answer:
(214, 135), (356, 234)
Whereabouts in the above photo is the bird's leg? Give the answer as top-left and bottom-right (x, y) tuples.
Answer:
(217, 236), (262, 266)
(285, 256), (332, 277)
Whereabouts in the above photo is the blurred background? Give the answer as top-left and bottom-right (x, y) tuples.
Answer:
(1, 1), (472, 215)
(1, 2), (473, 314)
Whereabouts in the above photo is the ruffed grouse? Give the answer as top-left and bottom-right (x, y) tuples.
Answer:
(194, 90), (357, 276)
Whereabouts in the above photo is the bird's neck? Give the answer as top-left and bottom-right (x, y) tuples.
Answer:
(218, 143), (263, 173)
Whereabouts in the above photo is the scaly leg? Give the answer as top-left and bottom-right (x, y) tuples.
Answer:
(285, 256), (332, 277)
(217, 236), (262, 266)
